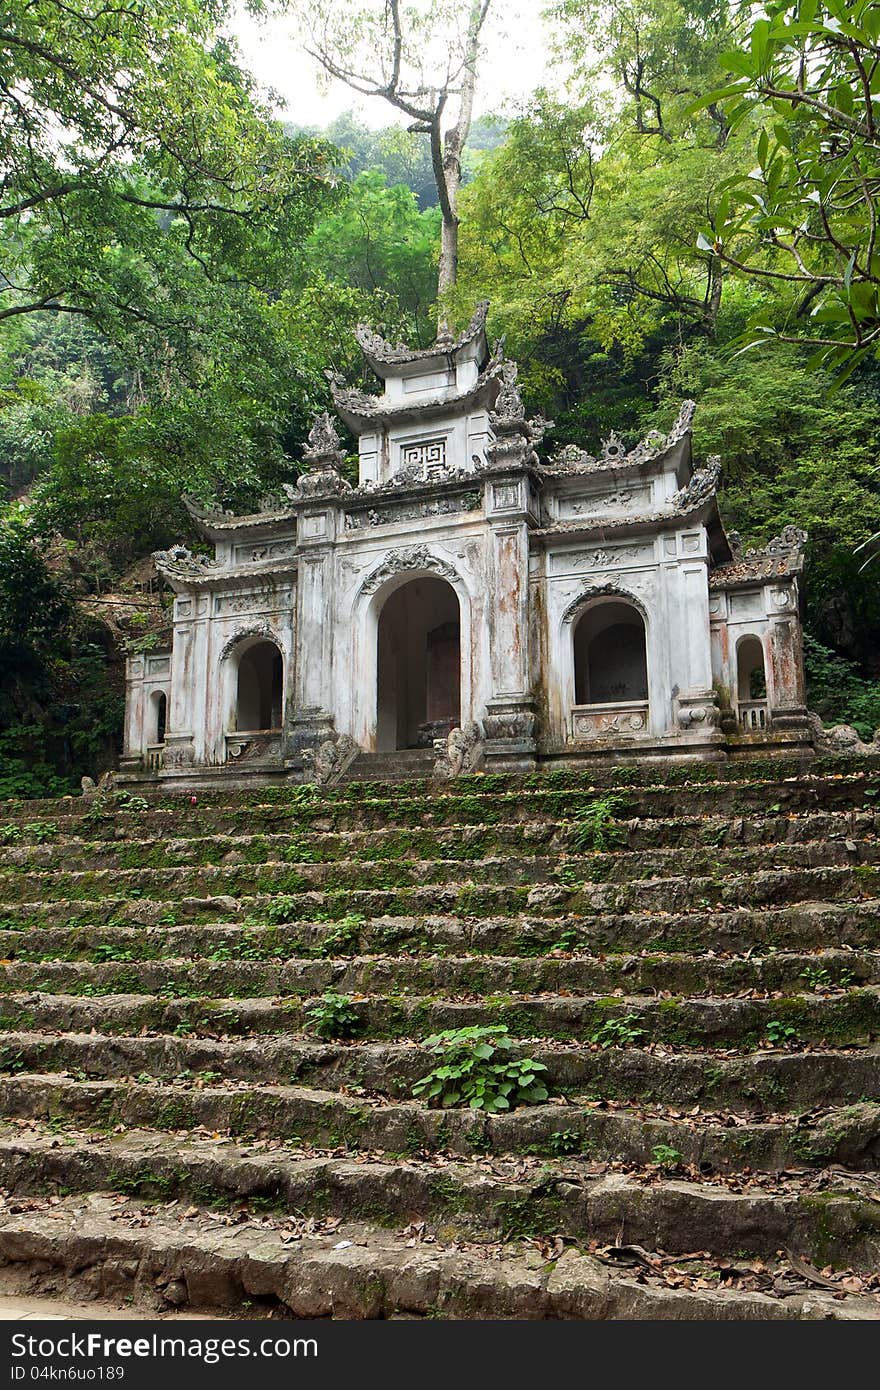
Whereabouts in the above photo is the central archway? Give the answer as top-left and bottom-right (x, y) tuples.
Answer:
(376, 576), (461, 751)
(573, 599), (648, 705)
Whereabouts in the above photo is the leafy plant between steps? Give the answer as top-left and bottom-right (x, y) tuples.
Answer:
(563, 794), (628, 853)
(588, 1013), (646, 1049)
(305, 991), (361, 1040)
(412, 1025), (549, 1113)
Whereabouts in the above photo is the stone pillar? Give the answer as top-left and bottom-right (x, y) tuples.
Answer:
(481, 465), (539, 769)
(672, 532), (724, 754)
(288, 507), (338, 753)
(766, 582), (810, 736)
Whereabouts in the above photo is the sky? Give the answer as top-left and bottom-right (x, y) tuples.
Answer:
(228, 3), (563, 130)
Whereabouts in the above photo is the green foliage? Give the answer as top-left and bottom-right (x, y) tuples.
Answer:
(589, 1014), (646, 1049)
(803, 638), (880, 739)
(412, 1026), (549, 1112)
(697, 0), (880, 376)
(22, 822), (57, 844)
(302, 171), (440, 345)
(651, 1143), (684, 1168)
(264, 896), (299, 925)
(317, 913), (365, 958)
(766, 1019), (798, 1046)
(565, 794), (628, 852)
(305, 991), (361, 1040)
(548, 1129), (582, 1156)
(0, 0), (335, 341)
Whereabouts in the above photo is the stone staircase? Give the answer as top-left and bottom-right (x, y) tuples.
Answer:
(0, 757), (878, 1319)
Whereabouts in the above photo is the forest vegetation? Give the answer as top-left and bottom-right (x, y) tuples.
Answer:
(1, 0), (879, 796)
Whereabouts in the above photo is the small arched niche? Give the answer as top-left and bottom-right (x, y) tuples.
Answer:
(148, 690), (167, 745)
(573, 599), (648, 705)
(234, 638), (283, 733)
(736, 634), (768, 729)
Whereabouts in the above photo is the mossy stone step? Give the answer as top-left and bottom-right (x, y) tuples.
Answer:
(2, 947), (879, 1001)
(2, 900), (877, 959)
(3, 864), (879, 929)
(3, 838), (878, 898)
(1, 1127), (878, 1271)
(3, 809), (877, 867)
(1, 1193), (875, 1318)
(1, 1030), (878, 1111)
(1, 985), (878, 1047)
(1, 1073), (878, 1171)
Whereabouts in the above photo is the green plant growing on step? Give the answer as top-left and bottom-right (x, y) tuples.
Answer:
(548, 1128), (582, 1156)
(553, 863), (582, 887)
(265, 895), (299, 925)
(0, 826), (22, 845)
(800, 964), (855, 991)
(317, 913), (365, 958)
(113, 792), (148, 812)
(412, 1025), (548, 1113)
(766, 1018), (799, 1046)
(23, 821), (57, 843)
(90, 943), (136, 963)
(548, 928), (587, 954)
(589, 1014), (645, 1049)
(564, 795), (628, 853)
(651, 1143), (683, 1169)
(305, 991), (361, 1040)
(288, 785), (320, 814)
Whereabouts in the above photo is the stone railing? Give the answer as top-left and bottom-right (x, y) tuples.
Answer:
(738, 702), (769, 732)
(225, 730), (283, 763)
(570, 701), (649, 742)
(144, 744), (165, 772)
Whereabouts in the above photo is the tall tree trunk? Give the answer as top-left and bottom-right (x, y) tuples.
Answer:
(434, 0), (487, 336)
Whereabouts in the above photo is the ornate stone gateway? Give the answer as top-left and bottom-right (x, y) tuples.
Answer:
(121, 303), (812, 784)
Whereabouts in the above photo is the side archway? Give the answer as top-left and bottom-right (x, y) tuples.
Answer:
(220, 632), (285, 736)
(563, 590), (651, 742)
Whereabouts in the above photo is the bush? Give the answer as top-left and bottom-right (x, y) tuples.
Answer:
(412, 1025), (549, 1112)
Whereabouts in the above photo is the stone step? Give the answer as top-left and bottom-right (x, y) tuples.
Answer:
(2, 948), (878, 1001)
(344, 749), (438, 782)
(2, 1031), (878, 1111)
(3, 838), (879, 897)
(1, 1127), (878, 1272)
(0, 1193), (875, 1318)
(1, 985), (878, 1047)
(2, 864), (878, 930)
(0, 1074), (878, 1171)
(2, 809), (878, 867)
(3, 900), (877, 958)
(4, 769), (879, 839)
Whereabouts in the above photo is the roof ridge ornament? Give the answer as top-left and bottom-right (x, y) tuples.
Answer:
(293, 410), (352, 499)
(354, 301), (490, 368)
(672, 454), (721, 509)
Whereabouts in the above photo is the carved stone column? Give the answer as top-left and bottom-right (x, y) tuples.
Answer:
(480, 364), (546, 769)
(287, 413), (352, 756)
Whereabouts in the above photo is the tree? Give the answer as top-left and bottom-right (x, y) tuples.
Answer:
(302, 170), (440, 344)
(0, 1), (335, 342)
(287, 0), (493, 324)
(696, 0), (880, 379)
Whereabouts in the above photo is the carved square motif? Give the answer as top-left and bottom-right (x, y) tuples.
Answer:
(400, 439), (447, 477)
